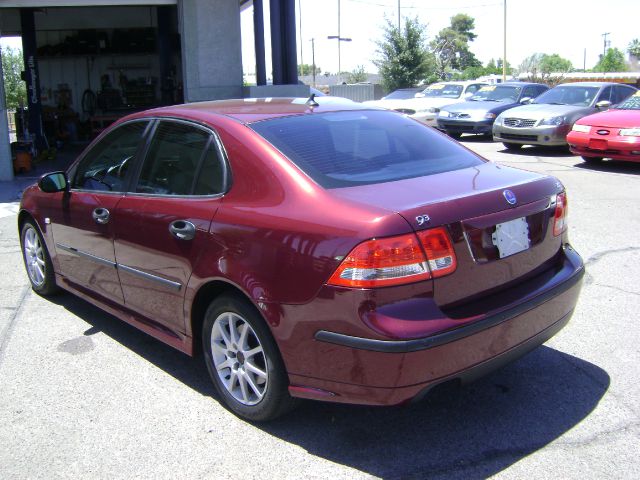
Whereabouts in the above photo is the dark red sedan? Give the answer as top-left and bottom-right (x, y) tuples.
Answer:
(567, 91), (640, 163)
(19, 97), (584, 421)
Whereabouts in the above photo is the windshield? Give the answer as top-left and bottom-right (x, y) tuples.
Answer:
(384, 89), (420, 100)
(251, 110), (484, 189)
(420, 84), (463, 98)
(617, 91), (640, 110)
(534, 86), (600, 106)
(470, 85), (521, 102)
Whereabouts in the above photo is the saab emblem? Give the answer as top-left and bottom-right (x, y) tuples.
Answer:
(503, 189), (517, 205)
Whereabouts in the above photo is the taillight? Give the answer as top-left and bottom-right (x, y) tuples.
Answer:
(553, 192), (568, 236)
(327, 227), (457, 288)
(417, 227), (457, 278)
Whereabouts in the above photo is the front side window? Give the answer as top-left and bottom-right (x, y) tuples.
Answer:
(136, 121), (224, 195)
(73, 121), (148, 191)
(251, 110), (484, 189)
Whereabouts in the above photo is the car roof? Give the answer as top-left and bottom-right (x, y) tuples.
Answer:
(556, 82), (630, 87)
(495, 82), (546, 87)
(139, 97), (368, 124)
(430, 80), (485, 86)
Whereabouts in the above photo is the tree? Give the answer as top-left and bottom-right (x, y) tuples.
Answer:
(431, 13), (481, 79)
(594, 48), (627, 72)
(298, 63), (321, 76)
(374, 17), (435, 92)
(1, 46), (26, 110)
(518, 52), (572, 85)
(628, 39), (640, 58)
(347, 65), (368, 84)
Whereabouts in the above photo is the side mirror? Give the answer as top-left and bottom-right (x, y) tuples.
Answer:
(595, 100), (612, 109)
(414, 92), (425, 98)
(39, 171), (69, 193)
(520, 97), (533, 104)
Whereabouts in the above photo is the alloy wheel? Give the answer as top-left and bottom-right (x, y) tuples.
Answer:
(210, 312), (268, 406)
(23, 226), (46, 287)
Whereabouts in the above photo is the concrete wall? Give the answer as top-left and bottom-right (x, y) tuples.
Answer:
(179, 0), (243, 101)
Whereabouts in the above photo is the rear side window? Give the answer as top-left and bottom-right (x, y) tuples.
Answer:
(251, 110), (484, 188)
(136, 121), (225, 195)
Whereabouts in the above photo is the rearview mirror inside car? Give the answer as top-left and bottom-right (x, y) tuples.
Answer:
(39, 172), (69, 193)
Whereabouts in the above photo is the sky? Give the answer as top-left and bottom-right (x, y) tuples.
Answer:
(240, 0), (640, 77)
(1, 0), (637, 79)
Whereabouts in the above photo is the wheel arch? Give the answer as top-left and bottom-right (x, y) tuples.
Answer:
(188, 279), (282, 358)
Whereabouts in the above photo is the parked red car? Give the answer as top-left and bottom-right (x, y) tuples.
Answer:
(567, 91), (640, 163)
(19, 97), (584, 421)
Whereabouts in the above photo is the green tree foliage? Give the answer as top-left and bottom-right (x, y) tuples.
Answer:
(594, 48), (628, 72)
(1, 46), (26, 109)
(346, 65), (368, 83)
(432, 13), (481, 78)
(456, 59), (512, 81)
(518, 52), (573, 85)
(298, 63), (321, 76)
(628, 39), (640, 58)
(374, 17), (435, 92)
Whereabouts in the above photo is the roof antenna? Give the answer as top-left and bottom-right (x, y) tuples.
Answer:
(306, 93), (319, 107)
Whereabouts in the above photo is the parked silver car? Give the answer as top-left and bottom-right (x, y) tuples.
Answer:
(492, 82), (637, 150)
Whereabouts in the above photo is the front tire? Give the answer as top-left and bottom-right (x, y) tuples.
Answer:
(202, 293), (297, 421)
(503, 142), (523, 150)
(20, 220), (59, 296)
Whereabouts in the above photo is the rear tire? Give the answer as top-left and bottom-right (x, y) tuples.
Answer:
(20, 220), (59, 296)
(503, 142), (523, 151)
(581, 155), (603, 164)
(202, 293), (297, 422)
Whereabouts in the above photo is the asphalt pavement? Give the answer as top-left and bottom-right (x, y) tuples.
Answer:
(0, 138), (638, 479)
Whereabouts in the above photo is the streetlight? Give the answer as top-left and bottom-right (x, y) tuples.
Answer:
(327, 0), (351, 81)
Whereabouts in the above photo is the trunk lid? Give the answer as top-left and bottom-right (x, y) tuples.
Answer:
(332, 162), (564, 306)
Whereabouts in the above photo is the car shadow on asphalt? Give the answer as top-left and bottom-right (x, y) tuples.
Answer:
(494, 145), (575, 158)
(574, 160), (640, 175)
(50, 293), (609, 479)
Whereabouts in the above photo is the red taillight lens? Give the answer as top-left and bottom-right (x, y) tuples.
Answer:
(553, 192), (568, 236)
(328, 227), (457, 288)
(417, 227), (457, 278)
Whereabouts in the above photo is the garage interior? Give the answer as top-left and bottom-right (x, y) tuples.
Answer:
(0, 0), (301, 182)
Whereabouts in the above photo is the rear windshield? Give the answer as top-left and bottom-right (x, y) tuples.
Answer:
(251, 110), (484, 188)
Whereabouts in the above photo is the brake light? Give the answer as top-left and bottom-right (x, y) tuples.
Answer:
(417, 227), (457, 278)
(328, 227), (457, 288)
(553, 192), (568, 236)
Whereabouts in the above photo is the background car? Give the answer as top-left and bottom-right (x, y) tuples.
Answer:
(19, 97), (584, 422)
(374, 81), (487, 126)
(437, 82), (549, 139)
(362, 87), (424, 110)
(493, 82), (637, 150)
(567, 90), (640, 164)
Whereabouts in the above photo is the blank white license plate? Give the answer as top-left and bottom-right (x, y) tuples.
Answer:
(491, 217), (530, 258)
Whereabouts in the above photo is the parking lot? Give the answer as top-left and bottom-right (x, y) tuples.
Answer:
(1, 138), (639, 479)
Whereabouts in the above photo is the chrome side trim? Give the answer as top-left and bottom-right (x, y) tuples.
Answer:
(55, 243), (116, 268)
(117, 264), (182, 291)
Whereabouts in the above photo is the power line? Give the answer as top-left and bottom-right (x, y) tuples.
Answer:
(344, 0), (502, 10)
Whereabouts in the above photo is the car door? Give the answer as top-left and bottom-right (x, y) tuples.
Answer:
(49, 120), (150, 304)
(113, 119), (228, 334)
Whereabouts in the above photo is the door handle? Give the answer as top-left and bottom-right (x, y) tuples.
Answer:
(169, 220), (196, 241)
(92, 207), (110, 225)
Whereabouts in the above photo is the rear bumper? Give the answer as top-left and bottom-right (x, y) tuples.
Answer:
(287, 245), (584, 406)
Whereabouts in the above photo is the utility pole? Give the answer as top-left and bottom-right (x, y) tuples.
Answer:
(602, 32), (610, 58)
(310, 38), (316, 87)
(397, 0), (401, 31)
(502, 0), (507, 82)
(327, 0), (351, 81)
(583, 48), (586, 71)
